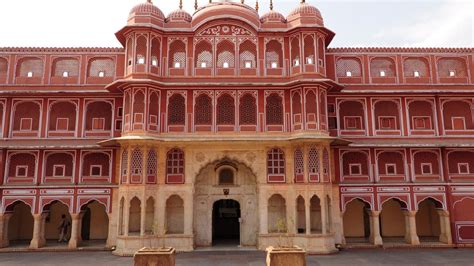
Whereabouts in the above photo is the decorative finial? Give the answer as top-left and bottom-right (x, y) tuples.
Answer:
(179, 0), (183, 9)
(270, 0), (273, 10)
(195, 0), (198, 10)
(209, 0), (212, 3)
(255, 0), (259, 11)
(241, 0), (245, 3)
(147, 0), (153, 3)
(301, 0), (305, 3)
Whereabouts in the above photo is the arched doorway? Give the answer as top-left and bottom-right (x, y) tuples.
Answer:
(6, 201), (34, 247)
(212, 199), (240, 246)
(80, 201), (109, 245)
(343, 199), (370, 243)
(416, 198), (441, 242)
(194, 158), (257, 248)
(380, 198), (407, 243)
(43, 201), (72, 245)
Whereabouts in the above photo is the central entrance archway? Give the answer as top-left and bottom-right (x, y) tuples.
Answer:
(212, 199), (240, 246)
(193, 157), (258, 248)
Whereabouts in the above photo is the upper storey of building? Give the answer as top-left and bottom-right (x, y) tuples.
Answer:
(108, 0), (334, 90)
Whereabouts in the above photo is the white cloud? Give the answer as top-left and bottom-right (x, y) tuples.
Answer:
(372, 1), (473, 47)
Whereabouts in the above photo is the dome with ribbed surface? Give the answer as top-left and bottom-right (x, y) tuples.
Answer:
(287, 3), (324, 26)
(260, 11), (286, 24)
(167, 9), (192, 23)
(128, 1), (165, 21)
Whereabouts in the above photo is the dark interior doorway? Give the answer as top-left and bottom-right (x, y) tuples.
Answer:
(81, 207), (91, 240)
(212, 199), (240, 246)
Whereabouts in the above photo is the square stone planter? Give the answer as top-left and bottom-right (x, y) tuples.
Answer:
(134, 247), (176, 266)
(266, 246), (306, 266)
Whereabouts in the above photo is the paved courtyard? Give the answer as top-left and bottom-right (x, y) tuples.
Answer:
(1, 248), (474, 265)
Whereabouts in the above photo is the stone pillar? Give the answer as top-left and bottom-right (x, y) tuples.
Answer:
(404, 210), (420, 245)
(30, 213), (46, 249)
(0, 213), (12, 248)
(68, 213), (83, 248)
(140, 198), (146, 236)
(305, 197), (311, 235)
(321, 195), (327, 234)
(106, 213), (113, 248)
(369, 210), (383, 245)
(260, 193), (268, 234)
(437, 210), (452, 244)
(184, 193), (193, 235)
(124, 199), (130, 237)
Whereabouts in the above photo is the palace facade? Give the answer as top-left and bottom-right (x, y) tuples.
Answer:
(0, 0), (473, 255)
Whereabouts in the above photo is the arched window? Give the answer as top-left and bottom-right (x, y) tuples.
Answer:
(169, 40), (186, 68)
(195, 41), (213, 68)
(217, 40), (235, 68)
(239, 93), (257, 125)
(52, 58), (79, 77)
(438, 58), (467, 78)
(217, 94), (235, 125)
(323, 148), (329, 180)
(150, 37), (161, 68)
(146, 149), (157, 183)
(317, 38), (324, 67)
(370, 57), (396, 77)
(239, 40), (256, 69)
(304, 35), (315, 65)
(130, 148), (143, 183)
(266, 93), (283, 125)
(194, 94), (212, 125)
(403, 58), (429, 77)
(290, 37), (301, 67)
(133, 90), (145, 127)
(265, 40), (283, 69)
(120, 149), (128, 184)
(336, 58), (362, 77)
(88, 58), (114, 77)
(267, 148), (285, 182)
(135, 36), (147, 65)
(219, 168), (234, 185)
(168, 94), (186, 125)
(294, 148), (304, 183)
(16, 57), (43, 77)
(126, 38), (134, 68)
(148, 91), (160, 131)
(292, 91), (302, 127)
(308, 147), (320, 182)
(166, 148), (184, 184)
(0, 57), (8, 76)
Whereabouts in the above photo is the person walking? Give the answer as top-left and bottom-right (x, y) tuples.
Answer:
(58, 214), (70, 243)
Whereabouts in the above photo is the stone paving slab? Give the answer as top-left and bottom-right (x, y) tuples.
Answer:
(1, 248), (474, 265)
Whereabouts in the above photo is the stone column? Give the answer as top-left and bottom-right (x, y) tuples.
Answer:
(140, 197), (146, 236)
(68, 213), (83, 248)
(30, 213), (46, 249)
(321, 195), (327, 234)
(184, 193), (193, 235)
(106, 213), (113, 248)
(305, 197), (311, 235)
(260, 193), (268, 234)
(404, 210), (420, 245)
(0, 213), (12, 248)
(369, 210), (383, 245)
(124, 199), (130, 237)
(437, 210), (452, 244)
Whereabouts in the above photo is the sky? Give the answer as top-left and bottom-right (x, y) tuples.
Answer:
(0, 0), (471, 48)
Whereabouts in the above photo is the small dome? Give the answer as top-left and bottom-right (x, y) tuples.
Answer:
(128, 1), (165, 21)
(287, 3), (324, 26)
(167, 9), (192, 23)
(260, 11), (286, 24)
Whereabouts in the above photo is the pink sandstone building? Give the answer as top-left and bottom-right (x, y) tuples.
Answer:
(0, 0), (473, 255)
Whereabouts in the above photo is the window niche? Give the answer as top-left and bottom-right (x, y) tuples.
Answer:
(216, 165), (237, 186)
